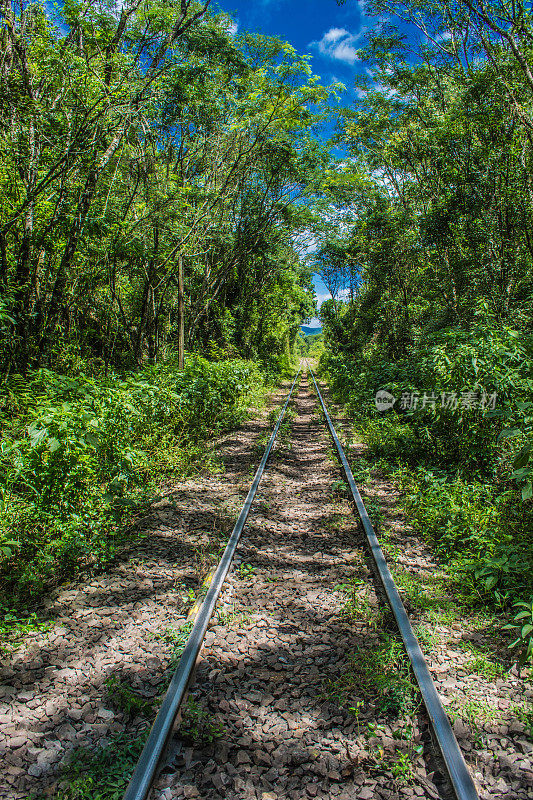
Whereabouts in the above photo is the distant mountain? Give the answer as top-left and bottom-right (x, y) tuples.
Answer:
(300, 325), (322, 336)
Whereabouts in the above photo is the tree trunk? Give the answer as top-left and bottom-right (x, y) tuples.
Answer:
(178, 254), (185, 369)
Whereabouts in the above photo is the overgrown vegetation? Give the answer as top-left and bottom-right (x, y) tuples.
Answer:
(298, 331), (325, 360)
(53, 732), (148, 800)
(0, 0), (333, 375)
(0, 357), (264, 602)
(0, 0), (335, 631)
(318, 0), (533, 671)
(178, 697), (225, 744)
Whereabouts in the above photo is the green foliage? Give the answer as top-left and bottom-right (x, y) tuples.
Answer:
(236, 562), (256, 580)
(178, 698), (225, 745)
(456, 642), (505, 680)
(515, 704), (533, 740)
(503, 601), (533, 666)
(298, 331), (324, 359)
(0, 357), (263, 599)
(324, 632), (418, 717)
(354, 634), (418, 717)
(0, 1), (335, 376)
(54, 733), (147, 800)
(104, 677), (153, 719)
(321, 332), (533, 641)
(318, 0), (533, 691)
(0, 607), (51, 654)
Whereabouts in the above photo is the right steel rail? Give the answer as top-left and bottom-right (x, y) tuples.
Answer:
(309, 368), (479, 800)
(123, 369), (301, 800)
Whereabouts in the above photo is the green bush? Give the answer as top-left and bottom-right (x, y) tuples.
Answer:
(0, 356), (263, 598)
(321, 320), (533, 625)
(320, 319), (531, 477)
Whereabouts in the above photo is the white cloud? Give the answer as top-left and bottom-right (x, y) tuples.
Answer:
(311, 27), (362, 66)
(315, 288), (350, 308)
(316, 291), (332, 308)
(226, 20), (239, 37)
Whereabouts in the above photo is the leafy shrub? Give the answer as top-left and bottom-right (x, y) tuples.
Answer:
(55, 733), (147, 800)
(321, 319), (531, 477)
(504, 601), (533, 666)
(322, 318), (533, 639)
(0, 356), (263, 598)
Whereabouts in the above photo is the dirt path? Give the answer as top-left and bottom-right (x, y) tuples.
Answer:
(152, 377), (446, 800)
(0, 385), (287, 800)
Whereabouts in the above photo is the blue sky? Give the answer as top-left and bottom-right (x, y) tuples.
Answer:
(212, 0), (371, 325)
(213, 0), (370, 90)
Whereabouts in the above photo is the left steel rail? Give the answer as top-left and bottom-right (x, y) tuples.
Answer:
(123, 369), (301, 800)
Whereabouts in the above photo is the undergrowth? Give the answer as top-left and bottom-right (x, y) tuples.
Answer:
(323, 631), (418, 718)
(320, 332), (533, 668)
(0, 356), (266, 610)
(52, 731), (148, 800)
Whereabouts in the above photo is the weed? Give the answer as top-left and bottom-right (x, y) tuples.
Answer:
(348, 699), (365, 736)
(323, 634), (418, 718)
(413, 624), (440, 652)
(349, 456), (374, 484)
(165, 621), (194, 665)
(324, 511), (346, 532)
(236, 563), (256, 580)
(365, 720), (387, 737)
(0, 607), (51, 653)
(331, 479), (348, 497)
(390, 750), (414, 783)
(0, 358), (266, 603)
(456, 641), (505, 679)
(449, 698), (498, 746)
(215, 605), (251, 627)
(504, 599), (533, 666)
(104, 677), (153, 718)
(334, 577), (384, 629)
(358, 719), (422, 786)
(355, 634), (419, 717)
(54, 731), (148, 800)
(513, 703), (533, 740)
(393, 566), (451, 613)
(424, 605), (461, 627)
(364, 495), (384, 526)
(178, 698), (225, 745)
(465, 652), (505, 679)
(174, 581), (197, 605)
(267, 408), (279, 427)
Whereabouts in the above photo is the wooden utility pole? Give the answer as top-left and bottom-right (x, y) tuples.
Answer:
(178, 254), (184, 369)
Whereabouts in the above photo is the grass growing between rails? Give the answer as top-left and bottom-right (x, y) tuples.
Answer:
(0, 356), (267, 613)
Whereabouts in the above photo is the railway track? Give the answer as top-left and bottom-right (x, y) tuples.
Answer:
(122, 366), (481, 800)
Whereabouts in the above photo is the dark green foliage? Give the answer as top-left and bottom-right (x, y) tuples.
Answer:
(321, 342), (533, 610)
(104, 677), (154, 719)
(178, 697), (225, 745)
(317, 1), (533, 666)
(0, 357), (263, 599)
(54, 733), (148, 800)
(298, 331), (324, 358)
(0, 1), (328, 376)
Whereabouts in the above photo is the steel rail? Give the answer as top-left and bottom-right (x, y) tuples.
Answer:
(123, 369), (301, 800)
(308, 368), (479, 800)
